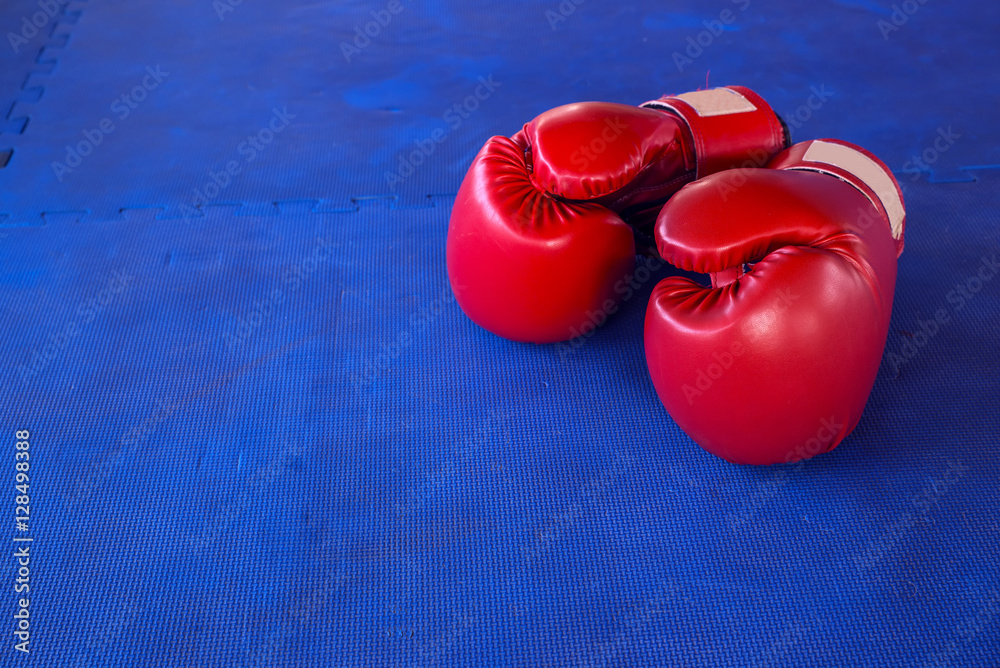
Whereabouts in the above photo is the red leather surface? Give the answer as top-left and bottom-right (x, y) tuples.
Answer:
(447, 102), (691, 343)
(769, 138), (907, 258)
(521, 102), (694, 224)
(645, 142), (903, 465)
(643, 86), (788, 178)
(447, 89), (787, 343)
(447, 135), (636, 343)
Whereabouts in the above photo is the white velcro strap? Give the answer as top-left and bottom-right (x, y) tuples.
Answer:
(672, 88), (757, 117)
(801, 141), (905, 240)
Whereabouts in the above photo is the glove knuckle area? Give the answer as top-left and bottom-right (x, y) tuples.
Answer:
(650, 241), (885, 326)
(646, 249), (885, 461)
(454, 136), (633, 246)
(736, 249), (883, 336)
(655, 171), (866, 274)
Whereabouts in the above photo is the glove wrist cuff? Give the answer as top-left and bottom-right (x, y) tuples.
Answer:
(641, 86), (788, 179)
(770, 139), (906, 256)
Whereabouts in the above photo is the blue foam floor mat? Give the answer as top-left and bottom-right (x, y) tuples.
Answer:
(1, 1), (998, 666)
(2, 0), (1000, 222)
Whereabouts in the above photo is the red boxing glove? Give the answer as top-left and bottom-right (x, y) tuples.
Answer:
(447, 86), (788, 343)
(645, 139), (906, 465)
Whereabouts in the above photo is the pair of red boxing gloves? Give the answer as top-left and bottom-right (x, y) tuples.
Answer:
(446, 86), (905, 466)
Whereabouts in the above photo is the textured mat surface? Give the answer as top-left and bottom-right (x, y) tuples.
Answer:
(1, 0), (83, 170)
(2, 0), (1000, 222)
(1, 1), (998, 667)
